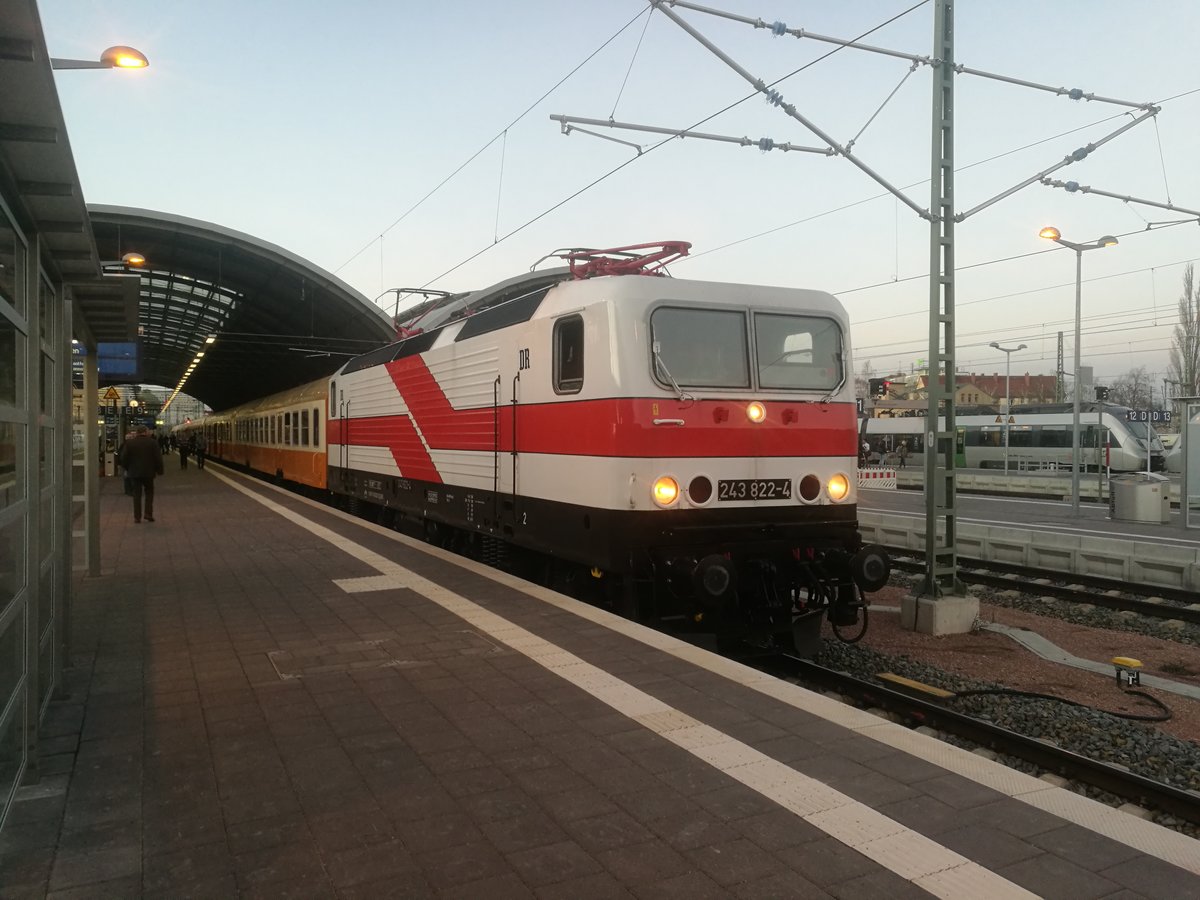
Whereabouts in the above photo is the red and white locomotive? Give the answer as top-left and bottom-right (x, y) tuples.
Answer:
(188, 243), (889, 648)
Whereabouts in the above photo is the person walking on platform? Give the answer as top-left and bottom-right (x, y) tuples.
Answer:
(194, 433), (207, 470)
(898, 439), (909, 469)
(179, 435), (191, 470)
(120, 430), (136, 495)
(117, 425), (164, 523)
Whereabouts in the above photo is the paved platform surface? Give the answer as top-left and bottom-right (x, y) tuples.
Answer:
(3, 462), (1199, 898)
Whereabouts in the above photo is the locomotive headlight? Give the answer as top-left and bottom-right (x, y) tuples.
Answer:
(652, 475), (680, 507)
(746, 401), (766, 423)
(827, 473), (850, 502)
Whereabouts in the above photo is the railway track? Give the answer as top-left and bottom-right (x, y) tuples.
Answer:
(763, 654), (1200, 827)
(886, 549), (1200, 626)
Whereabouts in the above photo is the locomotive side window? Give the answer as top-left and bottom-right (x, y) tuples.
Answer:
(650, 308), (749, 389)
(754, 313), (843, 390)
(553, 315), (584, 394)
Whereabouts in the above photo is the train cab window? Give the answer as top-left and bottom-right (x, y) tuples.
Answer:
(650, 307), (750, 389)
(312, 408), (320, 445)
(553, 315), (584, 394)
(754, 313), (843, 390)
(301, 410), (310, 446)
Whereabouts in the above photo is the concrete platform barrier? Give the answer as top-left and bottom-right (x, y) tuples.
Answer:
(861, 511), (1200, 591)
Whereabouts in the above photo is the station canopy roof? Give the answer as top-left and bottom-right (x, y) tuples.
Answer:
(88, 205), (397, 411)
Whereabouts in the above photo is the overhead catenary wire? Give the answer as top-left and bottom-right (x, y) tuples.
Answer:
(417, 0), (933, 290)
(332, 6), (653, 275)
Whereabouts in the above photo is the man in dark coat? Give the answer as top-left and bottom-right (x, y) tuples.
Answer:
(117, 425), (164, 523)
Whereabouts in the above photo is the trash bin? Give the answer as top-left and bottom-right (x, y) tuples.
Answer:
(1109, 472), (1171, 524)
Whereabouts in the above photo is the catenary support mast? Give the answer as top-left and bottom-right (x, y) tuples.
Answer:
(921, 0), (964, 597)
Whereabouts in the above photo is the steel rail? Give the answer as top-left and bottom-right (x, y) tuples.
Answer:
(771, 655), (1200, 826)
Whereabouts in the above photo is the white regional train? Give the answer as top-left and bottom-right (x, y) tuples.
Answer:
(863, 404), (1166, 472)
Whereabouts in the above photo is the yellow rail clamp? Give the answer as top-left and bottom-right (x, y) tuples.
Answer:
(1111, 656), (1143, 687)
(878, 672), (955, 699)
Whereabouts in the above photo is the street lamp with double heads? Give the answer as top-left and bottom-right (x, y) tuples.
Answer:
(988, 341), (1027, 474)
(1038, 226), (1118, 513)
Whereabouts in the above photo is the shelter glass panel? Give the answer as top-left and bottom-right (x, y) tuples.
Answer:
(0, 423), (21, 512)
(0, 606), (23, 718)
(0, 313), (20, 408)
(38, 630), (53, 712)
(0, 514), (25, 605)
(0, 695), (25, 824)
(0, 208), (24, 318)
(38, 277), (55, 343)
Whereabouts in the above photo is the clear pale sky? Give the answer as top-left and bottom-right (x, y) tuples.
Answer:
(42, 0), (1200, 391)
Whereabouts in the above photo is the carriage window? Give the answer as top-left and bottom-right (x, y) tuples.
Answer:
(755, 313), (843, 390)
(650, 307), (749, 389)
(301, 410), (310, 446)
(312, 408), (320, 445)
(329, 382), (336, 416)
(553, 315), (584, 394)
(284, 412), (292, 446)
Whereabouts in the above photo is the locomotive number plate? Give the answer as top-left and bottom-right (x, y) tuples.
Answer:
(717, 478), (791, 501)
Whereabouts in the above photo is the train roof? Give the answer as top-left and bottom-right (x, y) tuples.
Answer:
(337, 266), (847, 378)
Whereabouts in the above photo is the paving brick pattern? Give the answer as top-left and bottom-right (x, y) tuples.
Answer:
(1, 467), (1196, 898)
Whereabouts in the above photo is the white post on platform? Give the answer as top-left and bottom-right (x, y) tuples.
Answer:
(988, 341), (1026, 474)
(1039, 227), (1118, 513)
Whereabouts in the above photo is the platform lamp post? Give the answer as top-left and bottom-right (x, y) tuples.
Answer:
(50, 46), (149, 70)
(1038, 227), (1118, 514)
(988, 341), (1026, 474)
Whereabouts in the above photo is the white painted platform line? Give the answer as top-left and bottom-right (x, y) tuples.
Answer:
(211, 470), (1034, 900)
(218, 468), (1200, 877)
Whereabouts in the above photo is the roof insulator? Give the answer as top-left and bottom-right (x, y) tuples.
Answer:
(1067, 88), (1084, 100)
(757, 137), (775, 152)
(1064, 181), (1080, 192)
(765, 89), (784, 107)
(1071, 147), (1089, 161)
(771, 21), (787, 36)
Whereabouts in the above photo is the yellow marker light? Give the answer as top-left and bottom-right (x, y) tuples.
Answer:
(652, 475), (679, 506)
(827, 473), (850, 502)
(746, 401), (766, 423)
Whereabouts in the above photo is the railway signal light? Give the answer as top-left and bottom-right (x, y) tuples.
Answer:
(1095, 386), (1109, 401)
(869, 378), (890, 399)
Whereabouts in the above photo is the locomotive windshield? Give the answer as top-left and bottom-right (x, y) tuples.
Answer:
(651, 308), (750, 388)
(754, 313), (843, 390)
(650, 307), (843, 392)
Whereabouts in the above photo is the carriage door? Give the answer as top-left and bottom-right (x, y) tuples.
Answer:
(496, 349), (528, 533)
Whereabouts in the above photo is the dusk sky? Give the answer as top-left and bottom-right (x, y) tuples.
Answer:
(42, 0), (1200, 391)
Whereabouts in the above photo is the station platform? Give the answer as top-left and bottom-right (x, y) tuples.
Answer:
(3, 463), (1199, 898)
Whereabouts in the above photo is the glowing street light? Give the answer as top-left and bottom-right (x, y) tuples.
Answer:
(51, 46), (149, 71)
(1039, 226), (1119, 513)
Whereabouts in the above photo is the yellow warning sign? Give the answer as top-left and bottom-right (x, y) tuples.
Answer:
(103, 387), (121, 401)
(994, 415), (1003, 423)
